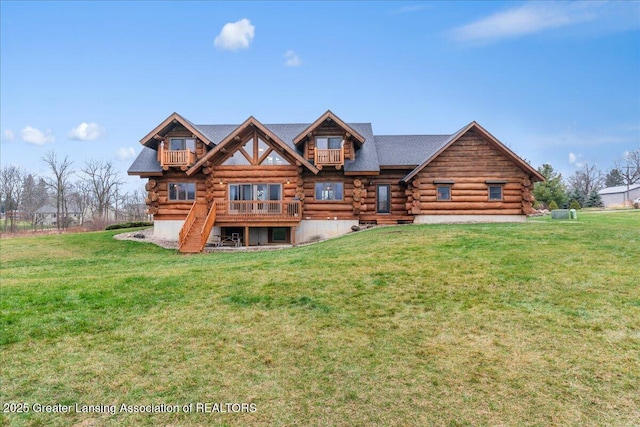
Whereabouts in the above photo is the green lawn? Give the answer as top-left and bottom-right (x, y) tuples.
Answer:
(1, 211), (639, 426)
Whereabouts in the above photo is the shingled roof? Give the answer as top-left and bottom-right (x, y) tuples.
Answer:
(375, 134), (453, 167)
(129, 113), (542, 181)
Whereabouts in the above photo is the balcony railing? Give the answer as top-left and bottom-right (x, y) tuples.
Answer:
(314, 148), (344, 168)
(162, 149), (196, 167)
(216, 200), (302, 222)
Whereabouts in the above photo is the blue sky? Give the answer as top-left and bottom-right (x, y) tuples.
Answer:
(1, 1), (639, 193)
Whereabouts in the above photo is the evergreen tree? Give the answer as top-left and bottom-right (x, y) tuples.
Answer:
(569, 199), (581, 210)
(604, 168), (624, 187)
(533, 164), (567, 208)
(586, 190), (604, 208)
(567, 187), (586, 208)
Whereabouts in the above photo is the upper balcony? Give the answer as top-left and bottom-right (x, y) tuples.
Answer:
(314, 148), (344, 170)
(159, 140), (196, 170)
(162, 149), (195, 168)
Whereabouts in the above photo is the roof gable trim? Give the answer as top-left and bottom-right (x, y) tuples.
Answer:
(401, 121), (545, 183)
(139, 112), (213, 148)
(186, 116), (319, 176)
(293, 110), (366, 146)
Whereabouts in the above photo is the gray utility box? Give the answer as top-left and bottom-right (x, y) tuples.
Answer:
(551, 209), (577, 220)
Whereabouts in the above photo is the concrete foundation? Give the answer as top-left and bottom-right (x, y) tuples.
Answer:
(153, 220), (184, 240)
(295, 219), (359, 243)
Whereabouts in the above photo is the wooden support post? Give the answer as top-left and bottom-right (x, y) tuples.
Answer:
(291, 226), (295, 245)
(245, 226), (249, 247)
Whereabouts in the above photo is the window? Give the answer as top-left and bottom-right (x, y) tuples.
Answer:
(315, 182), (343, 201)
(169, 138), (196, 152)
(223, 150), (251, 165)
(271, 228), (287, 242)
(316, 136), (342, 149)
(437, 186), (451, 201)
(488, 185), (503, 201)
(377, 184), (390, 213)
(260, 151), (288, 165)
(229, 184), (281, 201)
(169, 182), (196, 201)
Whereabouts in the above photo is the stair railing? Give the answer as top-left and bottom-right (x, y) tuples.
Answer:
(199, 201), (217, 252)
(178, 201), (201, 250)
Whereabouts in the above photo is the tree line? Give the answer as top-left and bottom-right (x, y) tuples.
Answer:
(533, 148), (640, 210)
(0, 150), (147, 232)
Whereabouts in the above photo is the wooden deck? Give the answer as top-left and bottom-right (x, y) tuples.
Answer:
(215, 200), (302, 223)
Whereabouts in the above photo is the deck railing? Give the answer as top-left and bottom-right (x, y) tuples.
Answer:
(162, 149), (196, 167)
(216, 200), (302, 222)
(314, 148), (344, 166)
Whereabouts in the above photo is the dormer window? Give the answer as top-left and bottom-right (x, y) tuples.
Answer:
(316, 136), (342, 150)
(170, 138), (196, 152)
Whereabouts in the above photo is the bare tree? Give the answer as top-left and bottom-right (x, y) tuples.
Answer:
(615, 148), (640, 186)
(79, 159), (124, 223)
(122, 186), (147, 221)
(567, 163), (603, 204)
(68, 180), (92, 226)
(42, 151), (74, 231)
(0, 165), (25, 232)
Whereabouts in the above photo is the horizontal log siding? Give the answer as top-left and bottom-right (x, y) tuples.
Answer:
(302, 169), (358, 220)
(150, 170), (207, 220)
(416, 130), (526, 215)
(359, 170), (413, 222)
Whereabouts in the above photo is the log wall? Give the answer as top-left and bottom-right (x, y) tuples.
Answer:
(145, 170), (207, 220)
(301, 169), (358, 220)
(358, 170), (414, 222)
(413, 130), (531, 215)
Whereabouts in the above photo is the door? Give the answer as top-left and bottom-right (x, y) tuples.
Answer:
(377, 184), (390, 214)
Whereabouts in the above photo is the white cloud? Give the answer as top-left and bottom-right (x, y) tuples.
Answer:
(284, 50), (301, 67)
(3, 129), (15, 141)
(21, 126), (55, 145)
(214, 18), (255, 51)
(115, 147), (136, 161)
(452, 2), (598, 43)
(568, 152), (586, 168)
(68, 122), (105, 141)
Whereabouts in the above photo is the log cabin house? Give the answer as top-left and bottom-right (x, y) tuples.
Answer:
(128, 111), (544, 253)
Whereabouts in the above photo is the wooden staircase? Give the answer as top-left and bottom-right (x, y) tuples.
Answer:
(178, 201), (216, 253)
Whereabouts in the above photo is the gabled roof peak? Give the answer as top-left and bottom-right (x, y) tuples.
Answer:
(401, 120), (544, 183)
(186, 115), (319, 176)
(293, 110), (366, 146)
(139, 112), (213, 148)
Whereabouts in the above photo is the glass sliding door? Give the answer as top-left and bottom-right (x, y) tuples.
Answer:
(229, 183), (282, 214)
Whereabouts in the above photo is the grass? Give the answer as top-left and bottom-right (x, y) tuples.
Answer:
(1, 211), (639, 426)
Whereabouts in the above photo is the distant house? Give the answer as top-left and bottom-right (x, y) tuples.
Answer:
(128, 111), (544, 252)
(34, 205), (83, 227)
(598, 184), (640, 207)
